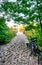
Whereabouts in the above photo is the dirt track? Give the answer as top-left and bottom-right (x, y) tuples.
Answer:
(0, 32), (38, 65)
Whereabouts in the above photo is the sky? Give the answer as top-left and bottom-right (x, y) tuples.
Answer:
(9, 0), (16, 2)
(6, 19), (15, 28)
(0, 0), (16, 2)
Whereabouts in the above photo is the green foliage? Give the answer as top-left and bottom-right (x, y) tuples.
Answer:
(25, 22), (42, 46)
(0, 17), (16, 45)
(25, 23), (35, 30)
(0, 1), (42, 25)
(0, 0), (42, 46)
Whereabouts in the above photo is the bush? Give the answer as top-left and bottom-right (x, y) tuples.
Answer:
(25, 29), (42, 46)
(0, 17), (16, 45)
(0, 30), (16, 45)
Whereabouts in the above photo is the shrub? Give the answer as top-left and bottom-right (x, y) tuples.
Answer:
(0, 17), (16, 45)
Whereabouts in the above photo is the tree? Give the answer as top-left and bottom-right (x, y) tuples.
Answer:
(0, 0), (42, 35)
(0, 0), (42, 46)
